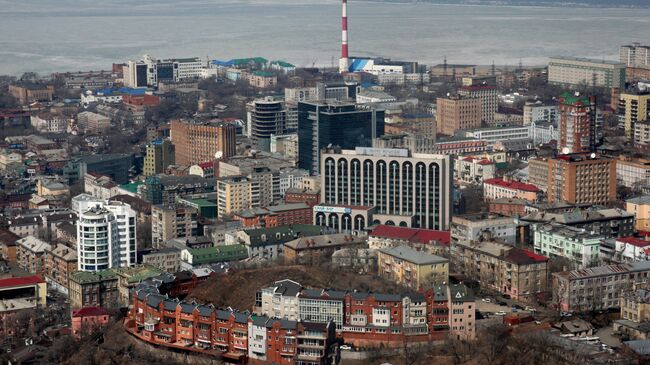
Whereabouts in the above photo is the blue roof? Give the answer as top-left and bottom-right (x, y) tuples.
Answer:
(211, 60), (234, 67)
(94, 87), (147, 96)
(349, 59), (369, 72)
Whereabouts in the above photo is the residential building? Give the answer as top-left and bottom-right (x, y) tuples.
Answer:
(451, 213), (517, 246)
(373, 133), (437, 154)
(188, 162), (215, 178)
(378, 245), (449, 289)
(529, 120), (559, 145)
(488, 198), (529, 217)
(247, 71), (276, 89)
(548, 57), (626, 89)
(151, 204), (197, 248)
(270, 134), (299, 162)
(285, 188), (321, 208)
(521, 207), (634, 238)
(621, 43), (650, 68)
(71, 307), (110, 338)
(44, 244), (77, 294)
(16, 236), (51, 275)
(483, 177), (540, 202)
(180, 245), (248, 267)
(619, 90), (650, 139)
(523, 102), (559, 125)
(436, 95), (482, 136)
(8, 83), (54, 104)
(627, 196), (650, 232)
(247, 97), (286, 151)
(635, 121), (650, 148)
(284, 233), (365, 264)
(614, 288), (650, 340)
(601, 237), (650, 264)
(77, 111), (111, 134)
(533, 224), (603, 269)
(234, 203), (312, 229)
(368, 224), (450, 257)
(143, 139), (175, 176)
(552, 261), (650, 312)
(83, 173), (120, 200)
(63, 153), (134, 184)
(464, 125), (530, 143)
(454, 156), (496, 185)
(142, 174), (214, 206)
(141, 247), (183, 273)
(170, 119), (236, 166)
(258, 279), (303, 320)
(73, 194), (137, 271)
(616, 156), (650, 188)
(68, 270), (119, 309)
(216, 176), (253, 218)
(320, 147), (452, 230)
(0, 275), (47, 324)
(297, 101), (384, 173)
(458, 85), (498, 125)
(30, 113), (70, 133)
(432, 137), (490, 155)
(452, 239), (549, 301)
(558, 92), (597, 154)
(6, 216), (42, 238)
(544, 154), (616, 205)
(230, 224), (325, 261)
(0, 229), (20, 263)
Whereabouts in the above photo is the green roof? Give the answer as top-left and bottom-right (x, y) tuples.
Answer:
(120, 182), (143, 194)
(113, 264), (163, 283)
(185, 198), (217, 208)
(232, 57), (268, 66)
(271, 60), (295, 68)
(244, 224), (326, 247)
(69, 269), (117, 284)
(253, 71), (274, 77)
(560, 92), (591, 106)
(189, 244), (248, 265)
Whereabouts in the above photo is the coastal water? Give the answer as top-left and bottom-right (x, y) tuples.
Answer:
(0, 0), (648, 75)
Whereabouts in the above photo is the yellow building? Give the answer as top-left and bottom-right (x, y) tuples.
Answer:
(626, 196), (650, 232)
(619, 91), (650, 139)
(378, 245), (449, 290)
(143, 139), (175, 176)
(216, 176), (253, 218)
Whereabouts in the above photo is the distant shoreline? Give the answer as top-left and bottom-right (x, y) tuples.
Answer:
(356, 0), (650, 10)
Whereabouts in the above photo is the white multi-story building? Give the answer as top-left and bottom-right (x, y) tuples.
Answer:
(73, 194), (137, 271)
(548, 56), (626, 89)
(30, 114), (70, 133)
(257, 279), (302, 321)
(616, 157), (650, 188)
(298, 289), (345, 330)
(464, 125), (530, 142)
(278, 168), (309, 197)
(620, 43), (650, 68)
(529, 120), (559, 145)
(523, 102), (559, 125)
(451, 213), (517, 245)
(454, 156), (496, 185)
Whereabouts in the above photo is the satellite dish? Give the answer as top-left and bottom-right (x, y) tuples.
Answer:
(214, 151), (223, 159)
(590, 153), (596, 159)
(561, 147), (570, 155)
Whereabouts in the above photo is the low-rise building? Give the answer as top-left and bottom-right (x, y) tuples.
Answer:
(451, 213), (517, 246)
(44, 244), (77, 294)
(455, 156), (496, 185)
(483, 177), (540, 202)
(614, 288), (650, 340)
(600, 236), (650, 264)
(520, 208), (635, 239)
(71, 306), (110, 338)
(68, 270), (119, 309)
(452, 239), (549, 302)
(533, 223), (604, 269)
(377, 245), (449, 289)
(552, 261), (650, 312)
(0, 275), (47, 330)
(284, 233), (365, 264)
(626, 196), (650, 232)
(368, 224), (450, 257)
(0, 229), (20, 263)
(230, 224), (326, 260)
(180, 244), (248, 268)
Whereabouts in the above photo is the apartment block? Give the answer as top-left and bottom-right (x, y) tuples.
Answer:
(544, 154), (616, 205)
(621, 43), (650, 69)
(552, 261), (650, 312)
(614, 288), (650, 340)
(533, 223), (604, 269)
(521, 207), (634, 239)
(151, 204), (198, 248)
(436, 95), (482, 136)
(68, 270), (119, 309)
(458, 85), (498, 125)
(452, 239), (549, 302)
(455, 156), (496, 185)
(558, 92), (597, 154)
(626, 196), (650, 232)
(548, 57), (625, 89)
(170, 119), (236, 166)
(619, 90), (650, 139)
(451, 213), (517, 246)
(16, 236), (50, 275)
(483, 177), (540, 202)
(44, 244), (77, 294)
(377, 245), (449, 289)
(144, 139), (175, 176)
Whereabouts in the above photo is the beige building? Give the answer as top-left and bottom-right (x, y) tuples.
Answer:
(143, 139), (175, 176)
(151, 205), (197, 248)
(77, 111), (111, 134)
(614, 288), (650, 340)
(546, 154), (616, 205)
(458, 85), (498, 125)
(548, 56), (626, 89)
(634, 121), (650, 148)
(621, 43), (650, 68)
(377, 245), (449, 289)
(451, 239), (548, 302)
(217, 176), (253, 218)
(626, 196), (650, 232)
(436, 96), (482, 136)
(16, 236), (51, 275)
(619, 91), (650, 139)
(616, 156), (650, 188)
(8, 83), (54, 104)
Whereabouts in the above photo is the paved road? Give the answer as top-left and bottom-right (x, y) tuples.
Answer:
(596, 327), (622, 349)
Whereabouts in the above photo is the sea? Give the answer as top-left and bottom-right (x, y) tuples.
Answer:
(0, 0), (649, 76)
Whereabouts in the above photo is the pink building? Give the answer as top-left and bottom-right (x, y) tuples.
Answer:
(71, 306), (110, 338)
(483, 177), (540, 202)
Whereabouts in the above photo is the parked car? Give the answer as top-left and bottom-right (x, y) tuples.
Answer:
(494, 311), (507, 316)
(482, 298), (492, 303)
(525, 306), (537, 312)
(340, 345), (352, 351)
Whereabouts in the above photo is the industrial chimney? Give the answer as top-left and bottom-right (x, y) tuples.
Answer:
(339, 0), (350, 73)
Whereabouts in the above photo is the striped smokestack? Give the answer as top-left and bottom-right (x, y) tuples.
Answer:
(339, 0), (350, 73)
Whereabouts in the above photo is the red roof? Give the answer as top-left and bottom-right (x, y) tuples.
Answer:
(72, 306), (109, 318)
(617, 236), (650, 248)
(198, 161), (214, 169)
(370, 225), (451, 246)
(484, 178), (539, 193)
(505, 248), (548, 265)
(477, 159), (494, 165)
(0, 275), (44, 289)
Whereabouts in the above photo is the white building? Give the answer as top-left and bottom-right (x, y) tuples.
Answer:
(529, 121), (559, 145)
(30, 114), (70, 133)
(73, 194), (137, 271)
(533, 223), (603, 269)
(464, 125), (530, 142)
(454, 156), (496, 185)
(257, 279), (302, 321)
(451, 213), (517, 245)
(80, 89), (125, 106)
(356, 90), (396, 104)
(247, 317), (268, 361)
(523, 102), (559, 125)
(298, 289), (345, 330)
(278, 168), (309, 196)
(616, 157), (650, 188)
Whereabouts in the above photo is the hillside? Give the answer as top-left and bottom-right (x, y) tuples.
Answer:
(188, 264), (407, 311)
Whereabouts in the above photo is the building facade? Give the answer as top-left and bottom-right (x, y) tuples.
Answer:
(533, 223), (603, 269)
(548, 57), (626, 89)
(436, 96), (482, 136)
(544, 154), (617, 205)
(377, 245), (449, 289)
(558, 92), (597, 154)
(619, 91), (650, 140)
(170, 119), (236, 166)
(144, 139), (175, 176)
(320, 147), (452, 230)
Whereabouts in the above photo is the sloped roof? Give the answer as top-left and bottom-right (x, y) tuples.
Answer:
(370, 225), (450, 246)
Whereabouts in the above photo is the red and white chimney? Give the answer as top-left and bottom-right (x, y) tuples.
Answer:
(339, 0), (350, 73)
